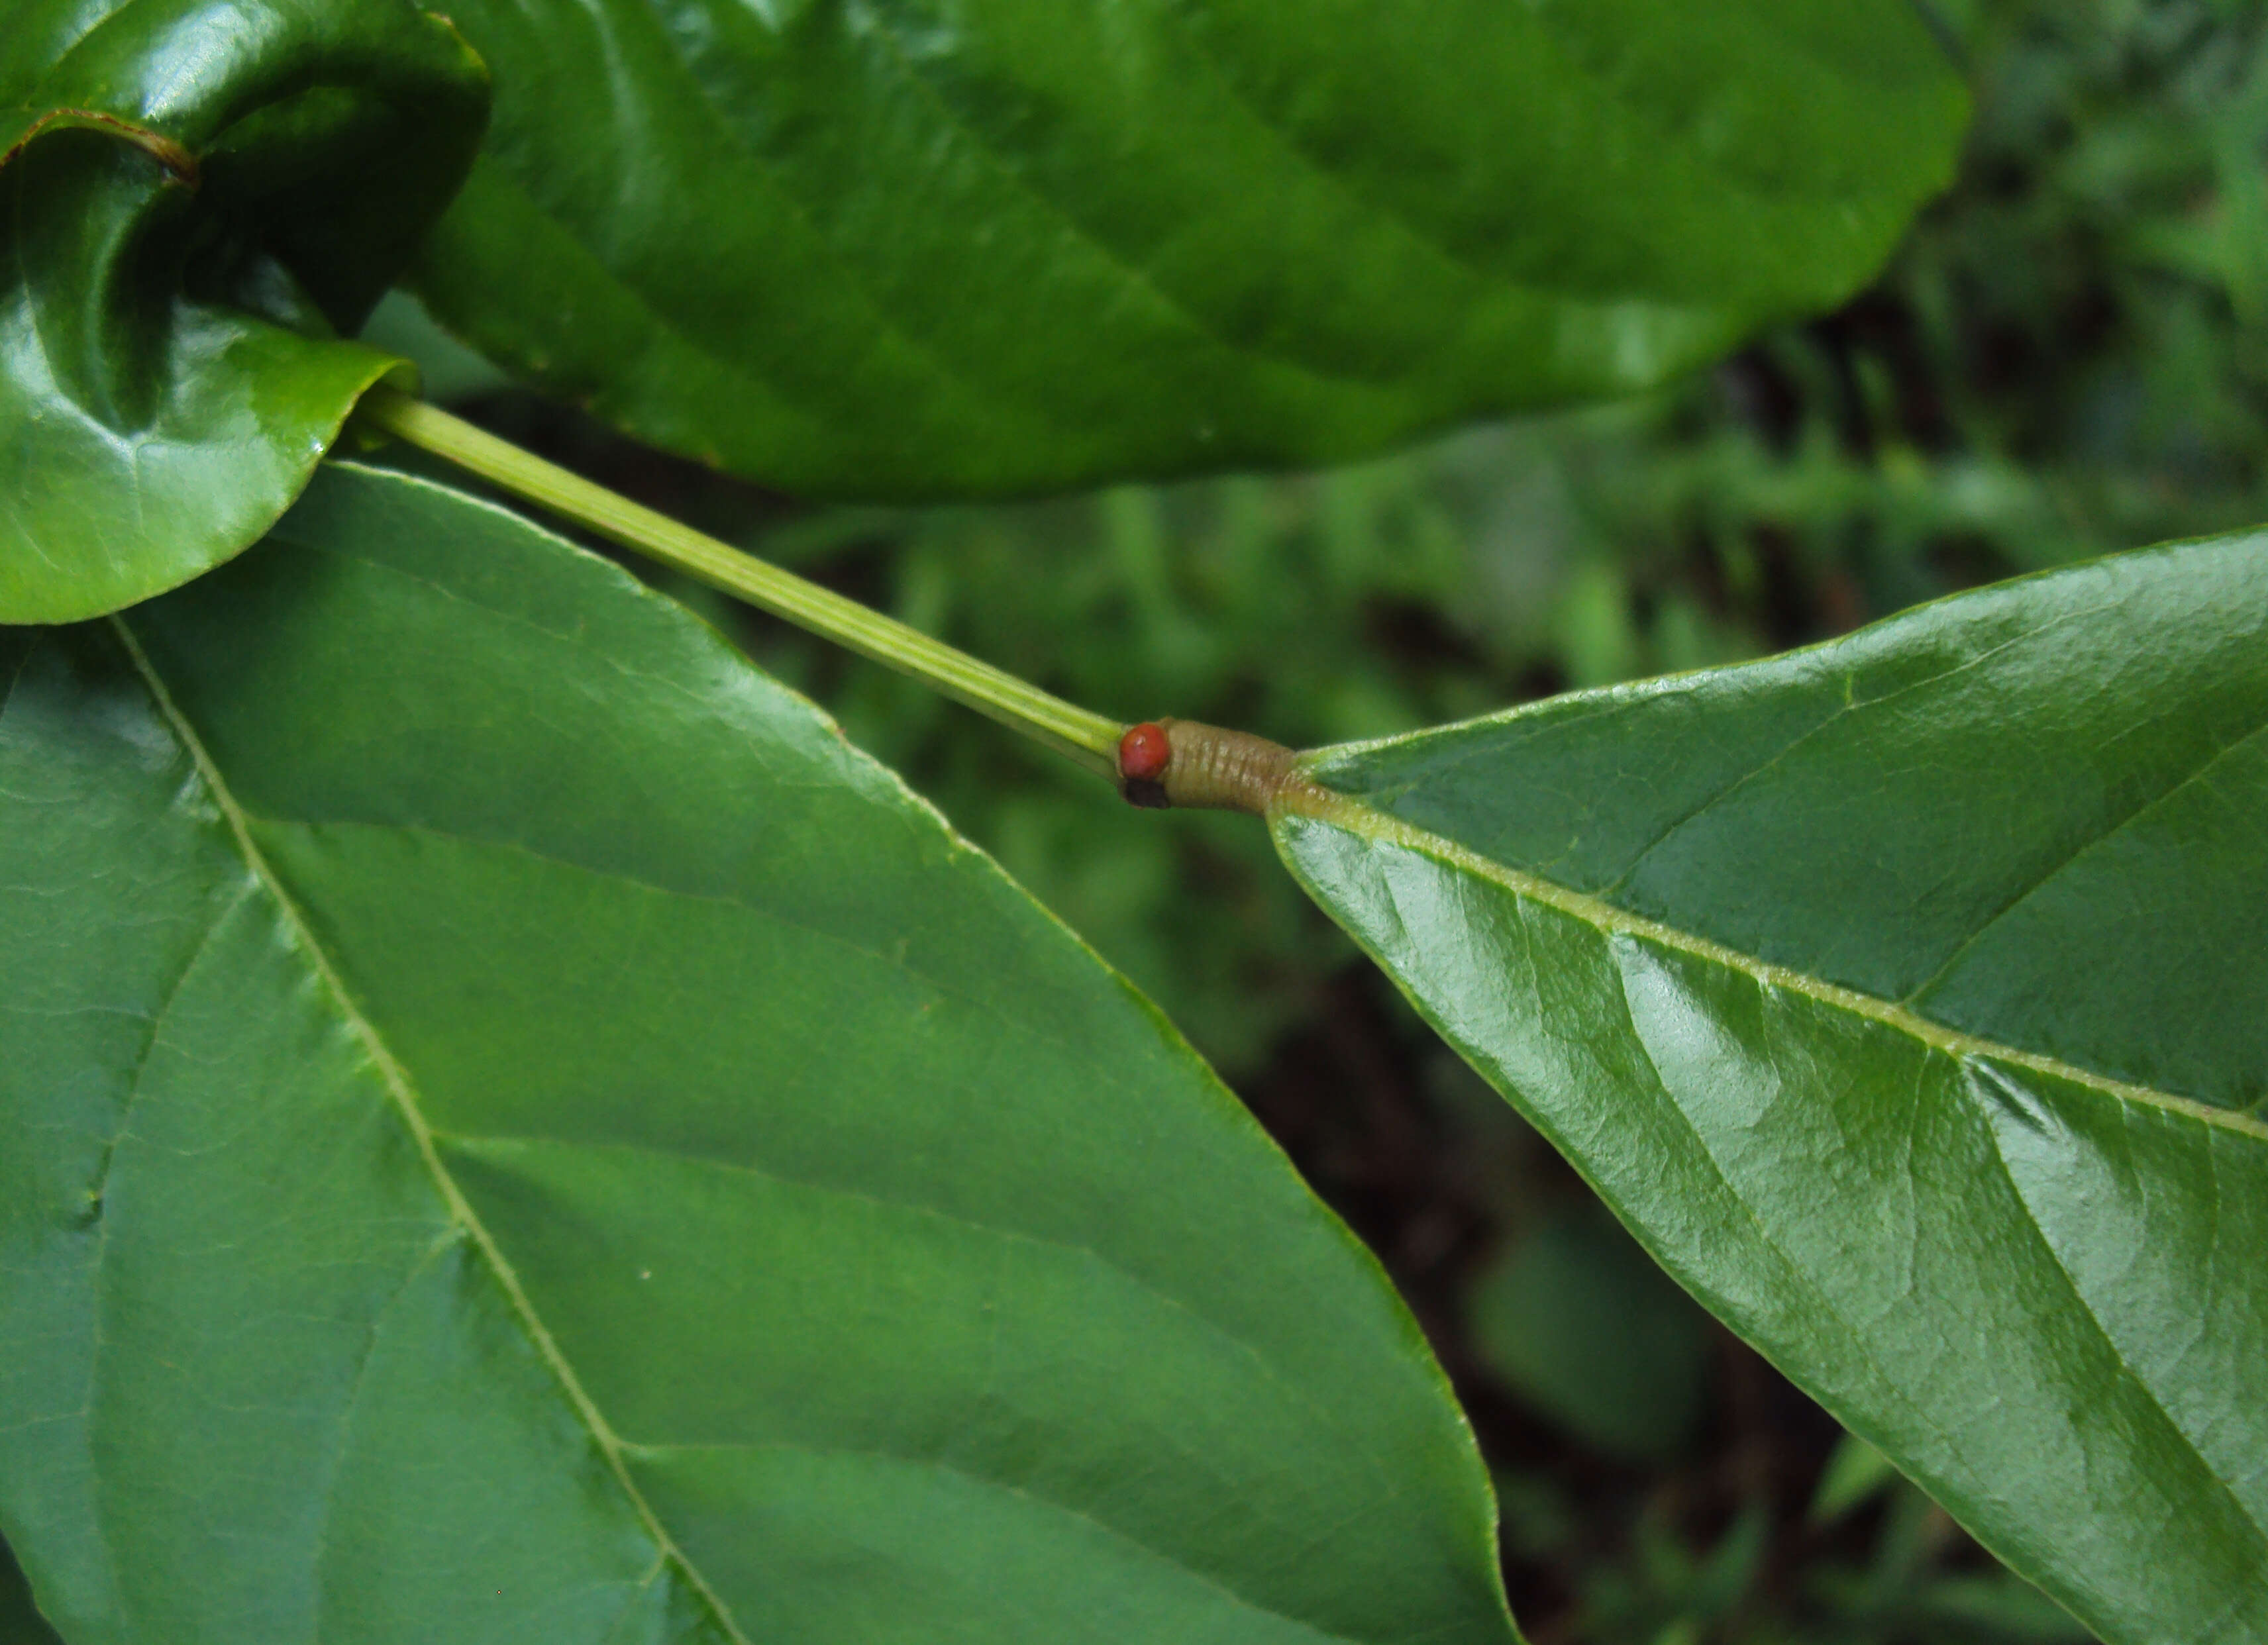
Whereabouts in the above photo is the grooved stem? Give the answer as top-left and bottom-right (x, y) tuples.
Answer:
(355, 385), (1124, 780)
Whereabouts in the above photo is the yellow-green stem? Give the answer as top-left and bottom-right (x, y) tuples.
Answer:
(356, 385), (1124, 780)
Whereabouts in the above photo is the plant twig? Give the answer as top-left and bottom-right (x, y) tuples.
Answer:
(355, 385), (1125, 780)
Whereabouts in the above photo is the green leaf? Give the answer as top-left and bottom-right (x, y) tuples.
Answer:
(411, 0), (1967, 497)
(1808, 1433), (1898, 1526)
(1268, 535), (2268, 1644)
(0, 462), (1516, 1645)
(0, 0), (488, 624)
(1467, 1202), (1710, 1464)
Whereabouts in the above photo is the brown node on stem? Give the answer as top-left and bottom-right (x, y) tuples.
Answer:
(1117, 718), (1312, 815)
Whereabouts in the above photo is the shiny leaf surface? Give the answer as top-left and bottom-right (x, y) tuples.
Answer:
(0, 0), (488, 623)
(1270, 537), (2268, 1644)
(0, 462), (1516, 1645)
(413, 0), (1966, 497)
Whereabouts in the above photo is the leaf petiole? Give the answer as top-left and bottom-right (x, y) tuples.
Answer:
(354, 385), (1126, 780)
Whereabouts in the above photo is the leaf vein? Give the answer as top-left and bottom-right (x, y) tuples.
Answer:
(1969, 1063), (2268, 1560)
(1905, 715), (2268, 1005)
(109, 615), (756, 1645)
(847, 6), (1410, 395)
(435, 1126), (1415, 1561)
(618, 1436), (1372, 1645)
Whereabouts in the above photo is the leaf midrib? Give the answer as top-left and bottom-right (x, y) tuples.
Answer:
(109, 614), (756, 1645)
(1276, 784), (2268, 1142)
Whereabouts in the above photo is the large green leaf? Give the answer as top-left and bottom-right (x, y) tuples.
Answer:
(1268, 536), (2268, 1644)
(0, 462), (1516, 1644)
(412, 0), (1967, 497)
(0, 0), (488, 624)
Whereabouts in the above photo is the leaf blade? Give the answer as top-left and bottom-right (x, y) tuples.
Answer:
(1272, 535), (2268, 1644)
(412, 0), (1967, 496)
(0, 463), (1518, 1644)
(0, 0), (489, 623)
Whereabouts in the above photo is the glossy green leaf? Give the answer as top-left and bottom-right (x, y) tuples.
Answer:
(1270, 536), (2268, 1644)
(412, 0), (1967, 497)
(0, 462), (1516, 1645)
(0, 0), (488, 624)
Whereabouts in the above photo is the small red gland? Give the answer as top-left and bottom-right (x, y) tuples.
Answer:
(1117, 721), (1173, 783)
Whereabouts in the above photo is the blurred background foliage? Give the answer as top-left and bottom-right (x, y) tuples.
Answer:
(364, 1), (2265, 1637)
